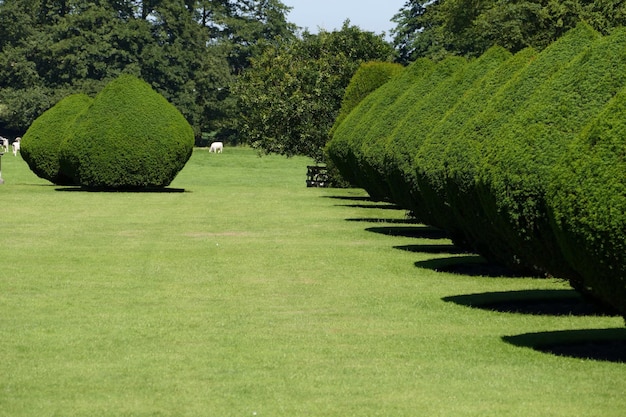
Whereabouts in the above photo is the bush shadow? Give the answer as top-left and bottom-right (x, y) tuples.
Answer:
(396, 244), (469, 255)
(415, 255), (529, 277)
(503, 328), (626, 363)
(346, 217), (421, 225)
(365, 225), (449, 240)
(55, 187), (187, 193)
(443, 289), (618, 316)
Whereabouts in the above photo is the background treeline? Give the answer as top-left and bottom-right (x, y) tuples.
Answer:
(326, 23), (626, 319)
(2, 0), (626, 160)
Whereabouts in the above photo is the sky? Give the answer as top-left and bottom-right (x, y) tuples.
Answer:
(282, 0), (407, 37)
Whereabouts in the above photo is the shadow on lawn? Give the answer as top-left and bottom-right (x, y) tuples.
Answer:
(365, 225), (449, 240)
(346, 217), (421, 225)
(503, 328), (626, 363)
(55, 187), (187, 193)
(443, 289), (617, 317)
(415, 254), (530, 277)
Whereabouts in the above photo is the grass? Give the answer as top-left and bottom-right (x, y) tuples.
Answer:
(0, 147), (625, 416)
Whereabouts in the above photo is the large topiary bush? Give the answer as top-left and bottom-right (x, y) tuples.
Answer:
(327, 61), (404, 188)
(326, 59), (434, 197)
(412, 47), (535, 246)
(474, 25), (626, 281)
(440, 23), (600, 270)
(60, 74), (194, 189)
(548, 88), (626, 317)
(20, 94), (93, 185)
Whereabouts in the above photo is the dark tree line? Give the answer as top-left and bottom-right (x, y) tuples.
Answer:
(0, 0), (295, 142)
(391, 0), (626, 63)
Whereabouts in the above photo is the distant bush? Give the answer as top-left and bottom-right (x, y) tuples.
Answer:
(548, 88), (626, 317)
(60, 74), (194, 189)
(326, 58), (435, 199)
(330, 61), (404, 137)
(20, 94), (93, 185)
(327, 61), (403, 187)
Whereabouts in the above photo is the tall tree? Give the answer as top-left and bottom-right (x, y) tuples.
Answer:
(392, 0), (626, 60)
(233, 22), (396, 162)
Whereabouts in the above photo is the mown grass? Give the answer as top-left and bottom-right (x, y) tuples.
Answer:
(0, 147), (625, 416)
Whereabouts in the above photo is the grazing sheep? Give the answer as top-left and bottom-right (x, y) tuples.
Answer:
(209, 141), (223, 153)
(12, 137), (21, 156)
(0, 137), (8, 153)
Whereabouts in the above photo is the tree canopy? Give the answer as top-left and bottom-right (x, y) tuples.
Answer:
(391, 0), (626, 62)
(0, 0), (296, 141)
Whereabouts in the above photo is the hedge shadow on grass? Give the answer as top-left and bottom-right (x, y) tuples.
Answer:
(395, 244), (468, 255)
(346, 217), (421, 225)
(443, 289), (617, 316)
(55, 186), (187, 193)
(415, 255), (528, 277)
(365, 225), (449, 240)
(503, 328), (626, 363)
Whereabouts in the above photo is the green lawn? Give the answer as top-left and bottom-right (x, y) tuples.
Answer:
(1, 147), (624, 416)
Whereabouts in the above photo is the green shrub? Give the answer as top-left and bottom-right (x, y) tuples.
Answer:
(20, 94), (93, 185)
(548, 88), (626, 317)
(475, 25), (626, 281)
(330, 61), (404, 137)
(383, 46), (511, 216)
(60, 74), (194, 189)
(412, 47), (536, 246)
(327, 61), (404, 188)
(326, 58), (435, 198)
(441, 23), (600, 269)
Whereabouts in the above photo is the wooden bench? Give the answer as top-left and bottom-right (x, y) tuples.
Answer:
(306, 165), (328, 187)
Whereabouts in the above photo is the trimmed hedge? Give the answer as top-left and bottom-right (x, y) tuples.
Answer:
(383, 47), (510, 216)
(475, 25), (626, 280)
(327, 58), (436, 199)
(20, 94), (93, 185)
(412, 47), (536, 246)
(330, 61), (404, 138)
(327, 61), (404, 189)
(441, 23), (600, 269)
(60, 75), (194, 189)
(548, 88), (626, 316)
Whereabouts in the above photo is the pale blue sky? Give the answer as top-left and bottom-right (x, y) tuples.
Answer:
(282, 0), (407, 36)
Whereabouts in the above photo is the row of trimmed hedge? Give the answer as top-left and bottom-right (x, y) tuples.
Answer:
(21, 75), (194, 190)
(326, 23), (626, 319)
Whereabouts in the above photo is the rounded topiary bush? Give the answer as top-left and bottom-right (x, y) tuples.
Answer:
(20, 94), (93, 185)
(413, 47), (534, 246)
(548, 88), (626, 317)
(475, 25), (626, 280)
(326, 58), (434, 198)
(326, 61), (404, 188)
(60, 74), (194, 189)
(440, 23), (600, 271)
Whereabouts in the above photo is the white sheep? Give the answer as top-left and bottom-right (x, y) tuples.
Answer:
(209, 141), (223, 153)
(12, 137), (21, 156)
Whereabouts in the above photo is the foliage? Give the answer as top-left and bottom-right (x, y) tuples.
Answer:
(20, 93), (93, 185)
(475, 24), (626, 283)
(441, 23), (599, 271)
(330, 61), (404, 139)
(59, 74), (194, 189)
(325, 61), (404, 187)
(391, 0), (626, 60)
(326, 58), (439, 201)
(233, 22), (396, 162)
(412, 47), (536, 246)
(548, 88), (626, 317)
(0, 0), (295, 141)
